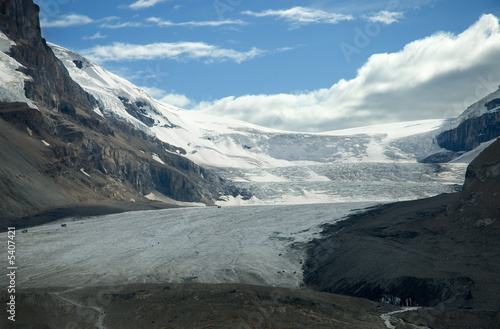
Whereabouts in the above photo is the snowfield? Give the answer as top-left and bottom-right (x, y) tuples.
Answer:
(6, 202), (375, 289)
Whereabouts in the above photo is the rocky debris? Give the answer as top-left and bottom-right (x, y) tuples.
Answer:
(0, 283), (404, 329)
(303, 139), (500, 328)
(420, 150), (464, 163)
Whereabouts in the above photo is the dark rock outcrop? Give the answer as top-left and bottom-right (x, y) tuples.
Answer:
(447, 137), (500, 226)
(437, 111), (500, 152)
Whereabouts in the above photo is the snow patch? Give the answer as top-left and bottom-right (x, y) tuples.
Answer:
(145, 191), (206, 207)
(93, 107), (104, 117)
(0, 31), (15, 52)
(450, 138), (499, 163)
(0, 32), (37, 108)
(152, 153), (165, 165)
(305, 169), (330, 182)
(246, 172), (288, 183)
(80, 168), (91, 177)
(380, 307), (427, 329)
(363, 139), (387, 162)
(215, 195), (262, 206)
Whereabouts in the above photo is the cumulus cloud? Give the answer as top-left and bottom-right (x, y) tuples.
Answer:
(129, 0), (167, 10)
(194, 14), (500, 132)
(40, 14), (94, 28)
(365, 11), (404, 25)
(146, 17), (247, 27)
(159, 93), (192, 107)
(242, 7), (354, 27)
(140, 86), (192, 107)
(80, 42), (264, 64)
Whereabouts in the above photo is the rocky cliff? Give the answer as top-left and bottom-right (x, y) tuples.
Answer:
(0, 0), (246, 227)
(435, 86), (500, 154)
(0, 0), (96, 113)
(437, 110), (500, 152)
(447, 136), (500, 226)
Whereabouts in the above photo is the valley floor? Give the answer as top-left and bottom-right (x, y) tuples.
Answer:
(0, 282), (423, 329)
(2, 197), (498, 328)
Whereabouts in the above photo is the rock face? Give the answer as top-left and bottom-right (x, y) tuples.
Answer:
(0, 0), (246, 226)
(447, 137), (500, 226)
(437, 110), (500, 152)
(303, 139), (500, 327)
(0, 0), (96, 113)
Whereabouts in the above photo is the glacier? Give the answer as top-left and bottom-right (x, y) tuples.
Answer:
(10, 202), (376, 289)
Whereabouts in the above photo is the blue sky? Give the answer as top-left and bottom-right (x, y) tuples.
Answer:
(35, 0), (500, 131)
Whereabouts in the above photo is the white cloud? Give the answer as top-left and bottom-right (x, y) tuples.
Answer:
(138, 86), (166, 99)
(159, 94), (192, 107)
(194, 14), (500, 132)
(365, 11), (404, 25)
(81, 42), (265, 64)
(129, 0), (167, 10)
(83, 31), (106, 40)
(146, 17), (248, 27)
(139, 86), (192, 107)
(242, 6), (354, 27)
(40, 14), (94, 28)
(100, 21), (144, 29)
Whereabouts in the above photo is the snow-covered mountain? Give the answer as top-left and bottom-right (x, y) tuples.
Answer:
(51, 43), (452, 169)
(51, 41), (500, 172)
(48, 43), (490, 205)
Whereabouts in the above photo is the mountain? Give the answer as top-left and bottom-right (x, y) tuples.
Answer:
(48, 43), (477, 206)
(52, 41), (453, 169)
(0, 0), (245, 227)
(2, 0), (500, 225)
